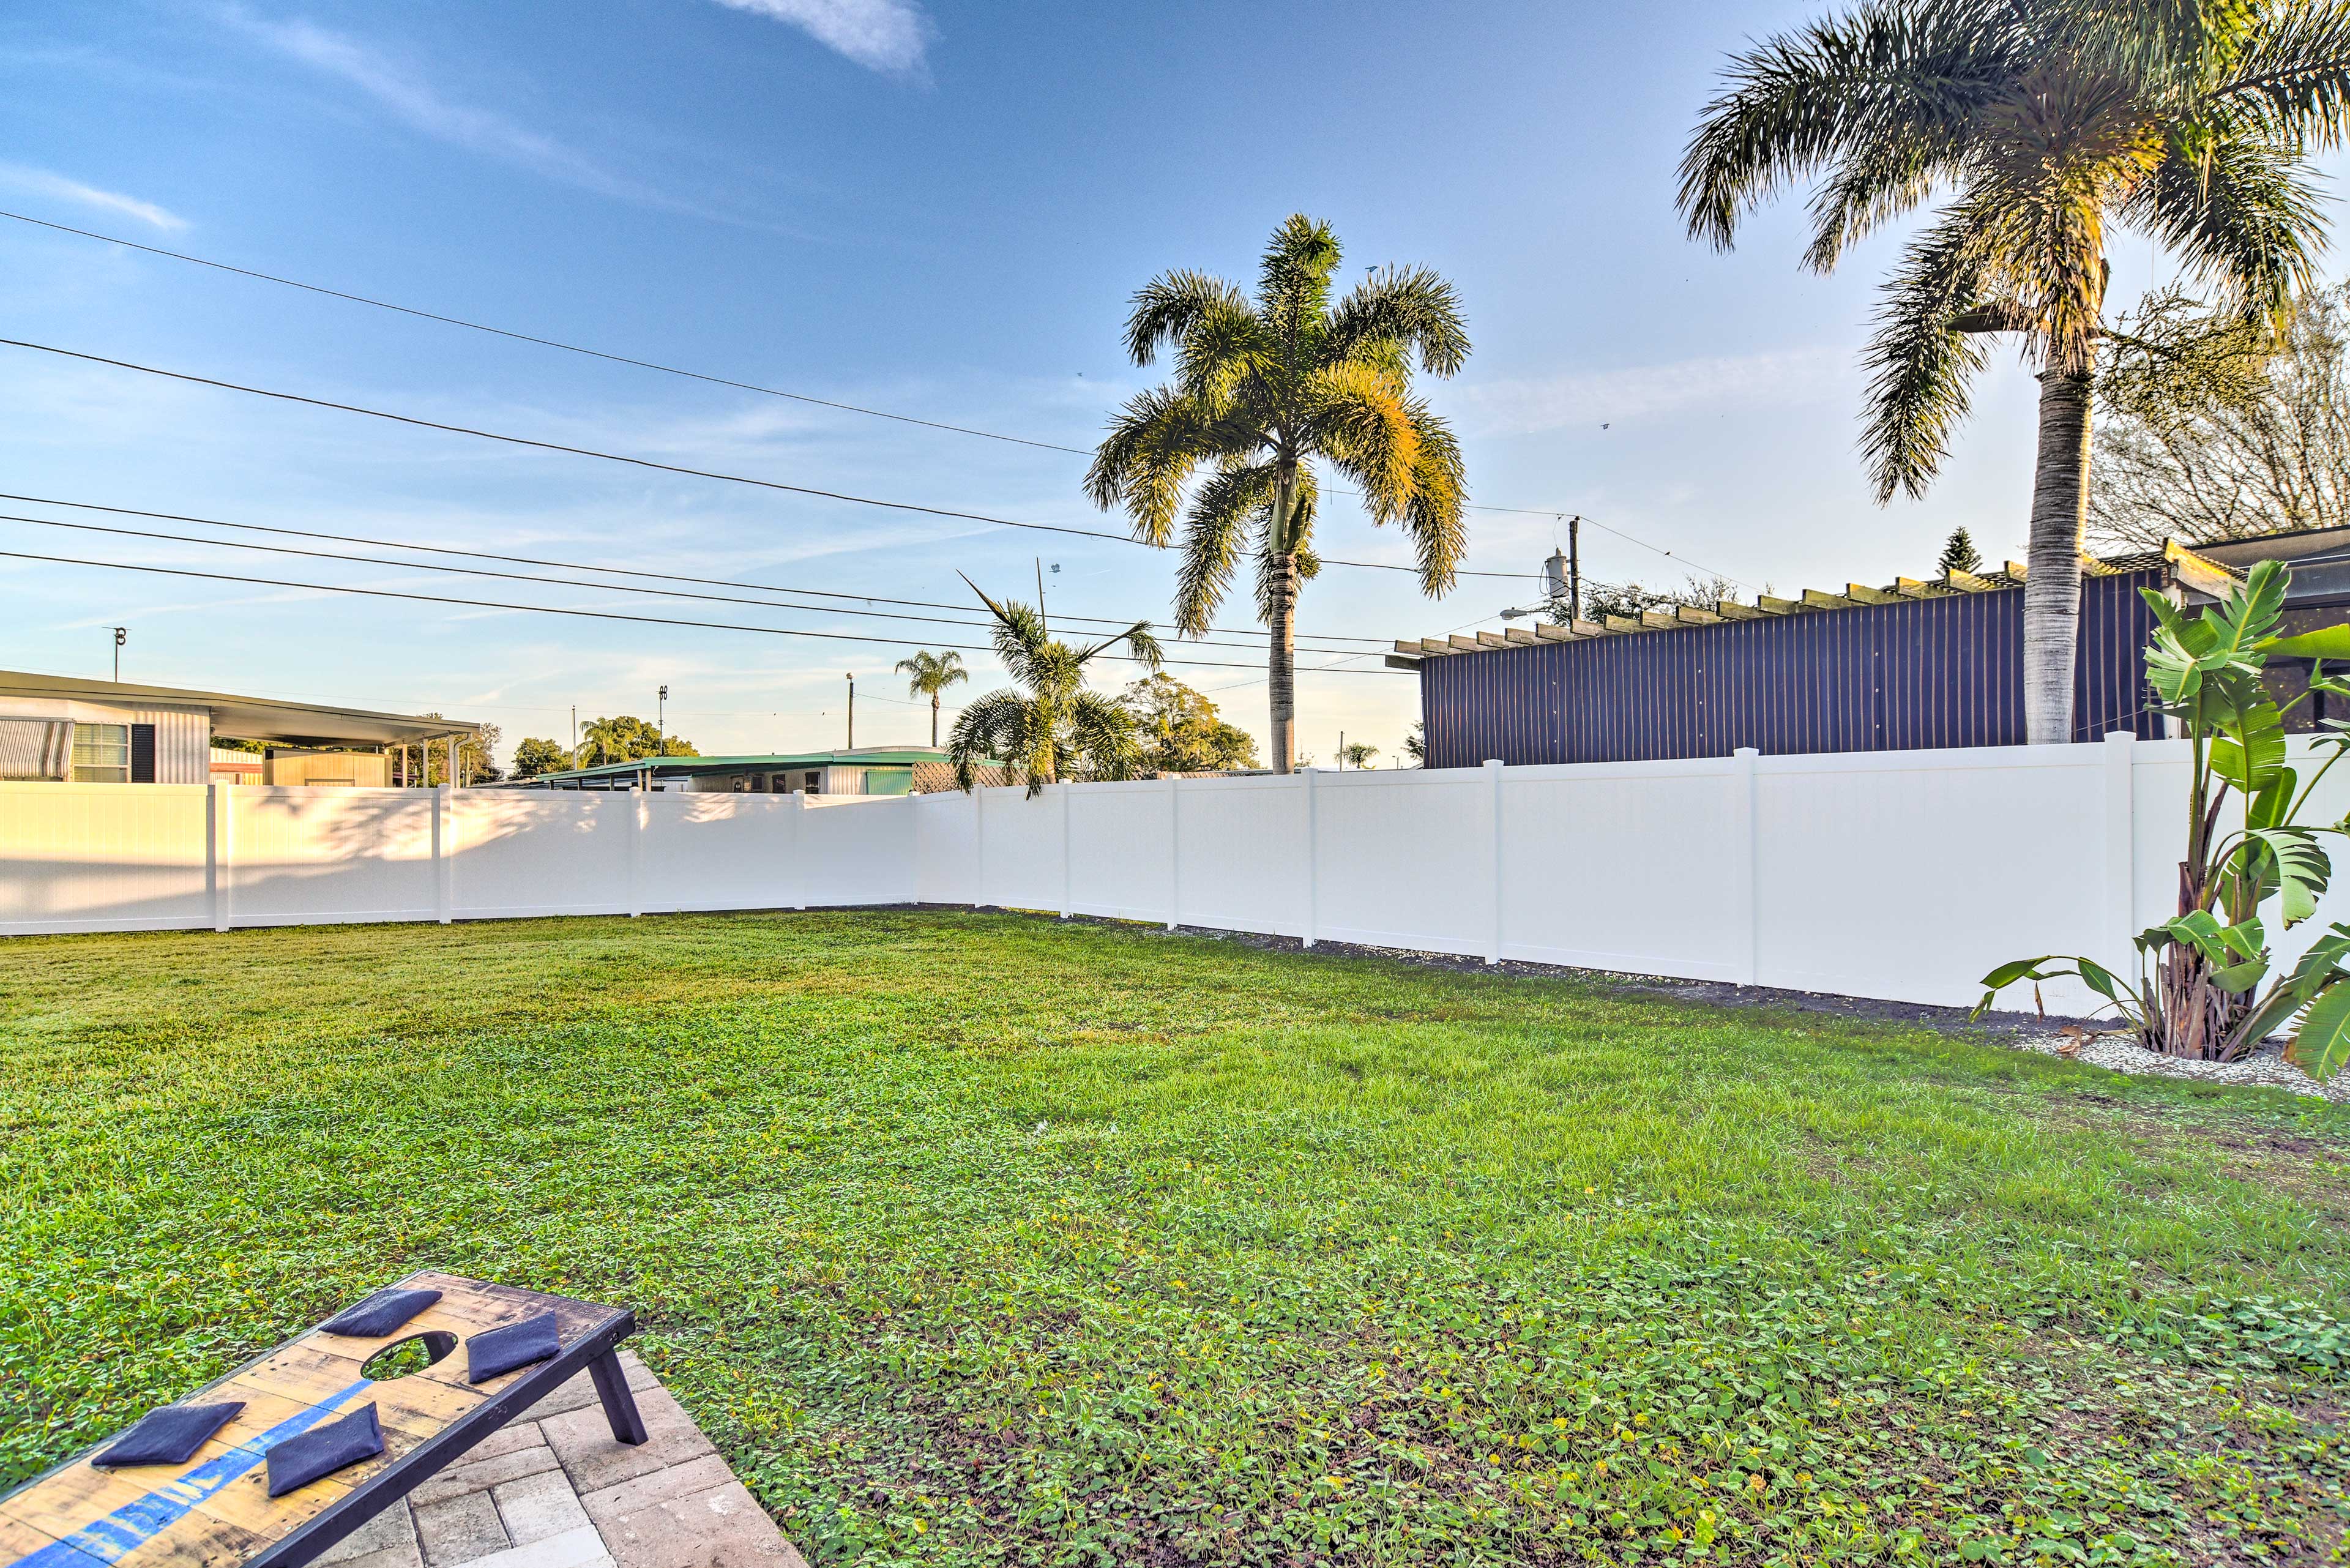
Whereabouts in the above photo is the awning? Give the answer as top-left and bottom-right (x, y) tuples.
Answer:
(0, 671), (481, 748)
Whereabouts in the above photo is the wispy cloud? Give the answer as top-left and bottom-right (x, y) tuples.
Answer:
(0, 163), (186, 231)
(709, 0), (934, 78)
(1449, 346), (1848, 439)
(219, 9), (685, 211)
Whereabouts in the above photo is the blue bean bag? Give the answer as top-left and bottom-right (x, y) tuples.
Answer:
(266, 1404), (384, 1496)
(319, 1288), (442, 1338)
(465, 1312), (561, 1384)
(94, 1402), (244, 1468)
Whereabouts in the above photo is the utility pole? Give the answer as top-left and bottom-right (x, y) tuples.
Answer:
(1339, 730), (1346, 769)
(1569, 516), (1582, 623)
(111, 627), (125, 682)
(657, 685), (668, 758)
(846, 673), (855, 750)
(570, 704), (578, 764)
(1035, 558), (1048, 635)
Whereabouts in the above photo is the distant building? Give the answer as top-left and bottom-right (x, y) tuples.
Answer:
(0, 670), (479, 784)
(504, 747), (1001, 794)
(1400, 531), (2350, 769)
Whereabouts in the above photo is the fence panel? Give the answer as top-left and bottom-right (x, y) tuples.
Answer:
(450, 790), (630, 920)
(1069, 780), (1174, 923)
(1754, 748), (2108, 1007)
(640, 792), (795, 913)
(1498, 760), (1748, 979)
(914, 789), (977, 906)
(975, 785), (1064, 913)
(1169, 774), (1305, 938)
(228, 787), (439, 927)
(799, 794), (917, 906)
(0, 782), (212, 934)
(1312, 770), (1489, 955)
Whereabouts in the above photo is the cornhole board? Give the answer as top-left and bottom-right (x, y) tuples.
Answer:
(0, 1271), (645, 1567)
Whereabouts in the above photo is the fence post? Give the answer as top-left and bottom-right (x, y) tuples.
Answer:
(2102, 730), (2136, 976)
(435, 783), (452, 925)
(973, 782), (987, 911)
(1060, 782), (1073, 920)
(627, 785), (645, 919)
(1731, 748), (1759, 986)
(1166, 772), (1180, 931)
(790, 790), (808, 911)
(1301, 767), (1318, 948)
(207, 782), (229, 933)
(1485, 759), (1504, 965)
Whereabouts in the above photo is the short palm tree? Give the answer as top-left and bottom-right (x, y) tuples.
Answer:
(895, 649), (968, 747)
(1680, 1), (2350, 743)
(1088, 214), (1470, 772)
(948, 577), (1163, 796)
(577, 715), (632, 769)
(1339, 741), (1379, 769)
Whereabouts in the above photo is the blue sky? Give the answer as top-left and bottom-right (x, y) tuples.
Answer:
(3, 0), (2344, 767)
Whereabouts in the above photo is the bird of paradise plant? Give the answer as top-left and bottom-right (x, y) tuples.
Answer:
(1977, 559), (2350, 1077)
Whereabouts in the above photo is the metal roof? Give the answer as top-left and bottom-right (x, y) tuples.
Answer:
(0, 670), (482, 746)
(513, 747), (961, 785)
(1392, 550), (2179, 666)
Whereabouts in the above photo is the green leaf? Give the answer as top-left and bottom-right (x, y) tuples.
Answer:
(2293, 980), (2350, 1081)
(2249, 827), (2332, 927)
(2258, 623), (2350, 660)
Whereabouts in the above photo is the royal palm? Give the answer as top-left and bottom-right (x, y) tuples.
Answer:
(1089, 214), (1470, 771)
(895, 650), (967, 747)
(1680, 0), (2350, 742)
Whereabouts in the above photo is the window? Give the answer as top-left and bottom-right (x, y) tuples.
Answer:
(72, 723), (130, 783)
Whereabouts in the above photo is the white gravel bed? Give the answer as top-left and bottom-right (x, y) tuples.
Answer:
(2010, 1031), (2350, 1102)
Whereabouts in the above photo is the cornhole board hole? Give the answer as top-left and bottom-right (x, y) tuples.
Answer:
(1, 1271), (645, 1566)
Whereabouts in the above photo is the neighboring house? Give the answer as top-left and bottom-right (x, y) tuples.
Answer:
(505, 747), (1002, 794)
(0, 671), (478, 784)
(1400, 532), (2350, 769)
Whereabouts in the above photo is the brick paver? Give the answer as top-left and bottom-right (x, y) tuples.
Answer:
(315, 1353), (804, 1568)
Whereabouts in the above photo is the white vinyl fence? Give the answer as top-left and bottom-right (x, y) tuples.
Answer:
(6, 734), (2340, 1012)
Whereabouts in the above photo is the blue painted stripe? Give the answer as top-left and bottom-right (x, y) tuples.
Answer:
(12, 1378), (374, 1567)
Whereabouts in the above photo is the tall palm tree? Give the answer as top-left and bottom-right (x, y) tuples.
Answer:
(1087, 214), (1471, 771)
(948, 577), (1163, 796)
(1679, 0), (2350, 743)
(895, 649), (968, 747)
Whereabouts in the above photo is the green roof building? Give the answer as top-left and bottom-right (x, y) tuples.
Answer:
(502, 747), (994, 795)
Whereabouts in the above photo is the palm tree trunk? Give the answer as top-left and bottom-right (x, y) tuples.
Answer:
(2023, 368), (2092, 745)
(930, 694), (939, 747)
(1269, 555), (1299, 772)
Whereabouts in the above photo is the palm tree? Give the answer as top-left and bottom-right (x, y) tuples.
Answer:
(577, 715), (635, 769)
(895, 650), (968, 747)
(948, 576), (1163, 796)
(1339, 741), (1379, 769)
(1088, 214), (1471, 772)
(1680, 1), (2350, 743)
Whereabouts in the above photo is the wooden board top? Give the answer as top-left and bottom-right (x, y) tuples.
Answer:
(2, 1272), (632, 1568)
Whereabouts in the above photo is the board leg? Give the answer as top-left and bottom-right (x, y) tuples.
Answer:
(588, 1350), (648, 1445)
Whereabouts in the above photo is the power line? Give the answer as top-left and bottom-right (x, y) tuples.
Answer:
(0, 490), (1387, 649)
(0, 207), (1743, 580)
(0, 509), (1379, 655)
(0, 337), (1546, 582)
(0, 546), (1403, 676)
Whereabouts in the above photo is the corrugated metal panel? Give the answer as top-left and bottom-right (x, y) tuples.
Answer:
(1422, 571), (2162, 767)
(0, 719), (70, 780)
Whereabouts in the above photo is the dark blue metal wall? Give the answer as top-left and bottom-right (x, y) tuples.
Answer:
(1420, 570), (2163, 767)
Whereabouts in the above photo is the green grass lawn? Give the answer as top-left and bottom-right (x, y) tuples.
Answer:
(6, 912), (2350, 1565)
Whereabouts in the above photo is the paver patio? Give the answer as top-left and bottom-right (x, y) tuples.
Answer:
(316, 1353), (802, 1568)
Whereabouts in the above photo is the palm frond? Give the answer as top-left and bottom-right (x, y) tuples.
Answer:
(1124, 270), (1253, 366)
(2125, 124), (2328, 326)
(1400, 405), (1469, 597)
(1861, 208), (1997, 501)
(1302, 361), (1420, 522)
(1171, 461), (1275, 634)
(1678, 0), (2010, 250)
(1327, 265), (1471, 377)
(1258, 214), (1343, 338)
(1086, 386), (1231, 543)
(949, 689), (1031, 793)
(1065, 689), (1143, 782)
(2210, 0), (2350, 149)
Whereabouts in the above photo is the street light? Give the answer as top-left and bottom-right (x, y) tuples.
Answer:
(657, 685), (668, 758)
(111, 627), (125, 682)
